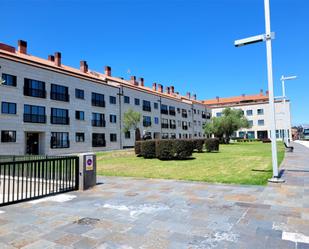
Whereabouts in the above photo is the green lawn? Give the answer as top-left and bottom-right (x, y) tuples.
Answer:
(96, 142), (285, 185)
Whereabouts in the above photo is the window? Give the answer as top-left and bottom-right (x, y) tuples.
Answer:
(24, 105), (46, 123)
(182, 121), (188, 130)
(239, 131), (245, 138)
(143, 116), (151, 127)
(154, 102), (158, 109)
(161, 118), (169, 129)
(247, 131), (255, 139)
(161, 133), (169, 139)
(248, 120), (253, 127)
(110, 114), (117, 123)
(51, 84), (69, 102)
(1, 130), (16, 142)
(216, 112), (222, 117)
(92, 133), (106, 147)
(257, 109), (264, 115)
(51, 108), (69, 125)
(1, 73), (17, 87)
(51, 132), (69, 148)
(177, 108), (180, 114)
(92, 92), (105, 107)
(110, 133), (117, 142)
(75, 89), (84, 99)
(194, 109), (197, 114)
(170, 133), (176, 139)
(143, 100), (151, 112)
(154, 117), (159, 125)
(246, 110), (253, 116)
(170, 119), (176, 129)
(124, 96), (130, 104)
(76, 133), (85, 142)
(161, 104), (168, 115)
(24, 78), (46, 98)
(169, 106), (176, 116)
(109, 96), (116, 104)
(258, 119), (265, 126)
(125, 131), (130, 139)
(134, 98), (140, 106)
(75, 111), (85, 120)
(182, 109), (188, 118)
(92, 113), (105, 127)
(1, 102), (16, 114)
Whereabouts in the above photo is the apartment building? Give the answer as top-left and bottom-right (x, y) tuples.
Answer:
(0, 40), (210, 156)
(203, 91), (292, 140)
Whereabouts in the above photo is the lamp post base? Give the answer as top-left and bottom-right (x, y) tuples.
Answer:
(268, 177), (285, 183)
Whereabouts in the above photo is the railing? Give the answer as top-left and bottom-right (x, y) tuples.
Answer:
(170, 124), (176, 129)
(182, 113), (188, 118)
(182, 125), (188, 130)
(92, 140), (106, 147)
(24, 87), (46, 98)
(143, 121), (152, 127)
(161, 123), (169, 129)
(142, 106), (151, 112)
(161, 109), (168, 115)
(92, 120), (106, 127)
(24, 114), (46, 124)
(92, 100), (105, 108)
(50, 92), (70, 102)
(169, 110), (176, 116)
(51, 116), (70, 125)
(0, 156), (79, 206)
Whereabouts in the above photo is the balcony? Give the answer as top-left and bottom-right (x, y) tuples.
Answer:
(182, 125), (188, 130)
(143, 105), (151, 112)
(170, 124), (176, 129)
(24, 114), (46, 124)
(143, 121), (152, 127)
(51, 92), (70, 102)
(51, 116), (70, 125)
(182, 113), (188, 118)
(161, 123), (169, 129)
(24, 87), (46, 98)
(169, 110), (176, 116)
(92, 140), (106, 147)
(92, 120), (106, 127)
(161, 109), (168, 115)
(202, 113), (207, 119)
(92, 99), (106, 108)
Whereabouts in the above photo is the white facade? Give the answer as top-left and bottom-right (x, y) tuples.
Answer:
(0, 42), (210, 156)
(210, 101), (292, 140)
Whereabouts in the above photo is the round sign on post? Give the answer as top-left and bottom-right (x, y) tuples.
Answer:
(85, 155), (93, 171)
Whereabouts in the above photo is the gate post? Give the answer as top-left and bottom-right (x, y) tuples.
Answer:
(78, 153), (96, 191)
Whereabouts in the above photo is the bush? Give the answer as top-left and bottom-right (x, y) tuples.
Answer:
(134, 141), (142, 156)
(140, 140), (156, 158)
(262, 138), (271, 143)
(205, 138), (219, 152)
(192, 139), (205, 152)
(156, 140), (174, 160)
(173, 139), (194, 159)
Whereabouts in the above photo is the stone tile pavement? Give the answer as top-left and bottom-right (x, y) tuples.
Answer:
(0, 142), (309, 248)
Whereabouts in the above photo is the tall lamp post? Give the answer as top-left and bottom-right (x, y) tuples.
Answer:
(234, 0), (284, 182)
(280, 75), (297, 146)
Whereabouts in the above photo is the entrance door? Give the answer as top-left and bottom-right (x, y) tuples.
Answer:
(26, 133), (39, 155)
(257, 130), (268, 139)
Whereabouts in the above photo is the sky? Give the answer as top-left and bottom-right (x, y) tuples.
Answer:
(1, 0), (308, 125)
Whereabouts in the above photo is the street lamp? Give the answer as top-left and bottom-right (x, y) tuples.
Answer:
(280, 75), (297, 146)
(234, 0), (284, 182)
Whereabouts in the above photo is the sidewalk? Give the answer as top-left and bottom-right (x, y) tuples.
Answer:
(0, 142), (308, 248)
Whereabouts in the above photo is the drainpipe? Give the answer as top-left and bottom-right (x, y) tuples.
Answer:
(159, 96), (162, 137)
(118, 86), (124, 149)
(191, 104), (195, 138)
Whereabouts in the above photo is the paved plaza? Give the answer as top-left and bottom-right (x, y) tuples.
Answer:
(0, 142), (309, 248)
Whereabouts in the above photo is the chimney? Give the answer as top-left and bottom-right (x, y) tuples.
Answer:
(48, 55), (55, 62)
(54, 52), (61, 67)
(241, 93), (245, 98)
(166, 86), (170, 94)
(105, 66), (111, 76)
(158, 84), (163, 93)
(186, 92), (191, 99)
(171, 86), (175, 94)
(176, 91), (179, 95)
(266, 90), (269, 96)
(260, 89), (263, 96)
(216, 96), (220, 102)
(139, 77), (144, 87)
(193, 94), (197, 100)
(152, 83), (157, 91)
(130, 76), (136, 85)
(80, 60), (88, 73)
(18, 40), (27, 54)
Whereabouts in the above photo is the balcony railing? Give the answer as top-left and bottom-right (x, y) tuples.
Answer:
(92, 120), (106, 127)
(143, 105), (151, 112)
(92, 140), (106, 147)
(182, 125), (188, 130)
(182, 113), (188, 118)
(161, 109), (168, 115)
(202, 114), (207, 119)
(169, 110), (176, 116)
(24, 87), (46, 98)
(51, 92), (70, 102)
(24, 114), (46, 124)
(161, 123), (169, 129)
(92, 99), (106, 108)
(169, 124), (176, 129)
(143, 121), (152, 127)
(51, 116), (70, 125)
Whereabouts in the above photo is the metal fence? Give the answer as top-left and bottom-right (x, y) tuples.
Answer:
(0, 156), (79, 206)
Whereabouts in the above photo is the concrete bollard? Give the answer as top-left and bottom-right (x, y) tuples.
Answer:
(78, 153), (96, 191)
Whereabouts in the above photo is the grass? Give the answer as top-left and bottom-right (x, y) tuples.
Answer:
(96, 142), (285, 185)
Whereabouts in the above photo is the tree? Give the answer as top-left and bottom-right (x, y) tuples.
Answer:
(123, 108), (141, 141)
(203, 108), (250, 143)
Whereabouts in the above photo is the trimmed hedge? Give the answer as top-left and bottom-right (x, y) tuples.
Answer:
(135, 141), (142, 156)
(205, 138), (219, 152)
(140, 140), (156, 158)
(192, 139), (205, 152)
(156, 140), (174, 160)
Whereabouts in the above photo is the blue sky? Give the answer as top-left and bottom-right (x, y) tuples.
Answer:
(1, 0), (308, 125)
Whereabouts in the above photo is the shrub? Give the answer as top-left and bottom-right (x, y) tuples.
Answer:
(192, 139), (205, 152)
(140, 140), (156, 158)
(262, 138), (271, 143)
(134, 141), (142, 156)
(156, 140), (174, 160)
(205, 138), (219, 152)
(173, 139), (194, 159)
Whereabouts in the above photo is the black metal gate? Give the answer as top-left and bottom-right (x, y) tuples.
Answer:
(0, 156), (79, 206)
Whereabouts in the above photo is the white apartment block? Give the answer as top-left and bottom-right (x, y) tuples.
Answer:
(0, 40), (210, 156)
(203, 92), (292, 140)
